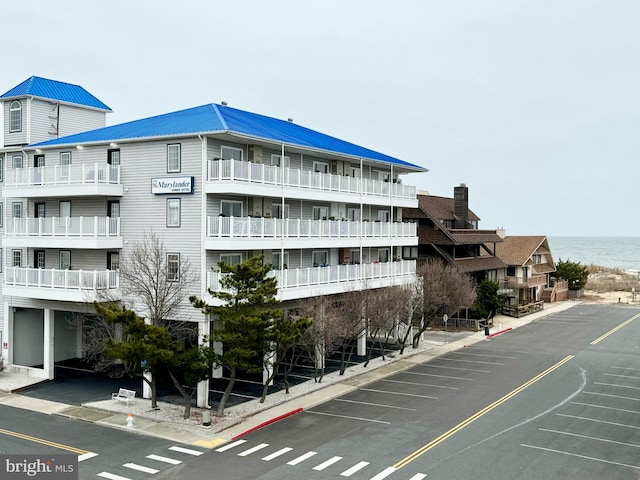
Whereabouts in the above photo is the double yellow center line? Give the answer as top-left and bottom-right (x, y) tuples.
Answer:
(0, 427), (89, 455)
(393, 355), (574, 469)
(591, 312), (640, 345)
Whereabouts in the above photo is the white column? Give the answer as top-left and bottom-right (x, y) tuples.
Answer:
(4, 303), (13, 366)
(315, 340), (325, 370)
(357, 319), (366, 356)
(43, 309), (54, 380)
(211, 315), (223, 379)
(196, 319), (210, 408)
(143, 371), (152, 399)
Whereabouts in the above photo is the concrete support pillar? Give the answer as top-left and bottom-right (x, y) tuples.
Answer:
(4, 303), (13, 366)
(263, 343), (275, 386)
(357, 319), (367, 356)
(143, 371), (152, 399)
(43, 309), (54, 380)
(315, 341), (325, 370)
(211, 315), (223, 379)
(196, 319), (210, 408)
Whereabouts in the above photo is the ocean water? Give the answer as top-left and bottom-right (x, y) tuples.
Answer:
(548, 237), (640, 273)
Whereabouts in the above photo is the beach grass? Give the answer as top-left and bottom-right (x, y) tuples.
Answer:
(585, 264), (640, 293)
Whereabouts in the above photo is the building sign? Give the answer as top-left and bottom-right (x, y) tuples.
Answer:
(151, 176), (194, 194)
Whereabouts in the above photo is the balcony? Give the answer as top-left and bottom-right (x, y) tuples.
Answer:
(4, 217), (122, 249)
(205, 216), (418, 250)
(503, 274), (547, 289)
(207, 260), (416, 302)
(4, 267), (120, 302)
(4, 163), (123, 197)
(206, 159), (417, 207)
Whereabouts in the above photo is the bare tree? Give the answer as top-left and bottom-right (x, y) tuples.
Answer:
(407, 260), (476, 349)
(119, 231), (197, 338)
(363, 286), (405, 366)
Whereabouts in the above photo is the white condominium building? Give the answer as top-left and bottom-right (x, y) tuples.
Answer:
(0, 76), (425, 382)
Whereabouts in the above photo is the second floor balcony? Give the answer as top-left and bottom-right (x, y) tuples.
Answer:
(4, 163), (123, 197)
(207, 259), (416, 302)
(205, 216), (417, 250)
(501, 274), (547, 290)
(206, 159), (417, 207)
(4, 216), (122, 249)
(4, 267), (120, 302)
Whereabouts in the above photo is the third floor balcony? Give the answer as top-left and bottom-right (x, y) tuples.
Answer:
(205, 216), (418, 250)
(4, 216), (122, 249)
(4, 163), (123, 197)
(206, 159), (417, 207)
(207, 260), (416, 302)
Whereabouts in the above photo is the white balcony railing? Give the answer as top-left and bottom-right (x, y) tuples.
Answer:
(6, 217), (120, 237)
(5, 267), (119, 290)
(5, 163), (120, 186)
(207, 260), (416, 293)
(207, 159), (416, 199)
(207, 216), (416, 239)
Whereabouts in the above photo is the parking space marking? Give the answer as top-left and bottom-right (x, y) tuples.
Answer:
(570, 401), (640, 415)
(462, 346), (529, 354)
(306, 410), (391, 424)
(359, 388), (438, 400)
(287, 451), (317, 465)
(97, 473), (131, 480)
(409, 474), (428, 480)
(381, 379), (457, 390)
(437, 357), (505, 366)
(413, 364), (490, 373)
(449, 351), (517, 359)
(334, 398), (417, 411)
(593, 382), (640, 391)
(604, 373), (639, 379)
(537, 320), (588, 325)
(611, 366), (640, 371)
(539, 428), (640, 449)
(556, 413), (640, 430)
(313, 455), (342, 471)
(583, 391), (640, 402)
(340, 461), (369, 476)
(404, 371), (475, 381)
(521, 444), (640, 471)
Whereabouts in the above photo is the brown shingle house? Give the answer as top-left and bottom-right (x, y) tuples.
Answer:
(402, 184), (506, 284)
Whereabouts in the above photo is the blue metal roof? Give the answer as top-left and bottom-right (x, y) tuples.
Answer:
(30, 103), (424, 170)
(1, 76), (111, 111)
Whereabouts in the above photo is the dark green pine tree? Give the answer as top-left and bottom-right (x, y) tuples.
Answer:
(190, 255), (283, 417)
(95, 303), (174, 409)
(473, 280), (504, 320)
(555, 259), (589, 291)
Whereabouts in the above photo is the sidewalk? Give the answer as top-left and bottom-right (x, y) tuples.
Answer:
(0, 301), (577, 448)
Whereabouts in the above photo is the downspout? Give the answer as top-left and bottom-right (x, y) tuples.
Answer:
(359, 157), (363, 269)
(280, 143), (285, 272)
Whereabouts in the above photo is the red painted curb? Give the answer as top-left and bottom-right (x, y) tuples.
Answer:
(487, 327), (512, 338)
(232, 408), (304, 440)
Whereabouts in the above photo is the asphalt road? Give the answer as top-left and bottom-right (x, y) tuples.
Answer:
(160, 304), (640, 480)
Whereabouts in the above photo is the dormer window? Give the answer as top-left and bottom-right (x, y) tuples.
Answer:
(9, 100), (22, 132)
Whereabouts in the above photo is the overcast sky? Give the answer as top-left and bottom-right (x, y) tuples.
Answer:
(2, 0), (638, 237)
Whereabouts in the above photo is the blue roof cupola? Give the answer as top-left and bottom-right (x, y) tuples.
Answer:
(1, 76), (111, 111)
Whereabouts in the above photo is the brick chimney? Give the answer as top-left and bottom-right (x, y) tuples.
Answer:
(454, 183), (469, 229)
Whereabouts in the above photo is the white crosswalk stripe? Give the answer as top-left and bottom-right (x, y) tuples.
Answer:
(238, 443), (270, 457)
(287, 451), (317, 465)
(369, 466), (398, 480)
(262, 447), (293, 461)
(340, 461), (369, 476)
(123, 462), (159, 474)
(313, 456), (343, 471)
(146, 454), (182, 465)
(409, 474), (428, 480)
(78, 452), (98, 462)
(169, 446), (204, 456)
(215, 439), (247, 452)
(97, 473), (132, 480)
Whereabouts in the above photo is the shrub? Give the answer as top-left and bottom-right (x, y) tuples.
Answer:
(555, 259), (589, 291)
